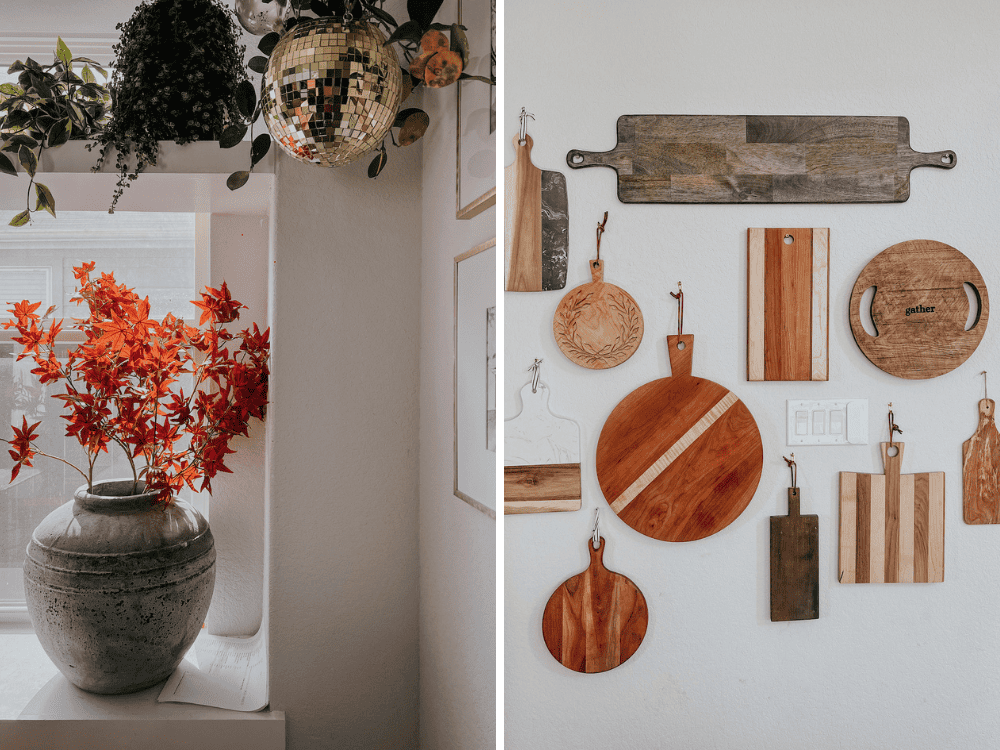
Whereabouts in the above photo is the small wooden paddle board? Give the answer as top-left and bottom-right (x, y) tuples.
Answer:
(963, 397), (1000, 524)
(771, 487), (819, 621)
(542, 536), (648, 673)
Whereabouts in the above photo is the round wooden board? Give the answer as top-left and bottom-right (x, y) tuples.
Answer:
(849, 239), (989, 379)
(553, 259), (643, 369)
(597, 340), (763, 542)
(542, 537), (647, 673)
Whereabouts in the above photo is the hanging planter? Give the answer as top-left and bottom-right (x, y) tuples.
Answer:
(261, 17), (402, 167)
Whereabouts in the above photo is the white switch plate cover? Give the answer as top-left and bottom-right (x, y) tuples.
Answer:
(786, 399), (868, 446)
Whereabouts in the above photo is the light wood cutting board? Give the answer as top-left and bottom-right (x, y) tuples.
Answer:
(964, 397), (1000, 524)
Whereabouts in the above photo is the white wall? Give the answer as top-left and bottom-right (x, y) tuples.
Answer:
(267, 145), (421, 748)
(418, 0), (497, 743)
(505, 1), (1000, 748)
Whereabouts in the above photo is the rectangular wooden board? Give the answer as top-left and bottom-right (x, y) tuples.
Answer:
(771, 512), (819, 621)
(504, 463), (582, 514)
(567, 116), (955, 204)
(748, 228), (829, 381)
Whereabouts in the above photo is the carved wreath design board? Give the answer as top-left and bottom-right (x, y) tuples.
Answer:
(964, 398), (1000, 524)
(839, 443), (944, 583)
(503, 381), (581, 514)
(553, 259), (643, 369)
(849, 240), (989, 379)
(747, 228), (829, 381)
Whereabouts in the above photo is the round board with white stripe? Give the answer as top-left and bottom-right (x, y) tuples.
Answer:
(597, 335), (763, 542)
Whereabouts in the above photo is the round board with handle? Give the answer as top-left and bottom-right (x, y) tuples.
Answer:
(597, 292), (763, 541)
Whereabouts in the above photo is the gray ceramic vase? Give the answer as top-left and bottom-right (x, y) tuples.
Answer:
(23, 479), (215, 694)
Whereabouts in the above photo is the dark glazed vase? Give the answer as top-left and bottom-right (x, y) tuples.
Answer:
(23, 479), (215, 694)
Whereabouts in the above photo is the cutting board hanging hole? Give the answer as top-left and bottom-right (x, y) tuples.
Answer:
(942, 153), (954, 165)
(886, 444), (899, 457)
(784, 234), (794, 244)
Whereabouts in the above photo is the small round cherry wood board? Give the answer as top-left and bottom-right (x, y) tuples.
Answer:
(553, 259), (643, 369)
(597, 335), (763, 542)
(542, 537), (648, 673)
(849, 239), (989, 379)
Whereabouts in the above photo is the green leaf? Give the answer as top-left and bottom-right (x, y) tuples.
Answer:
(258, 32), (281, 57)
(56, 37), (73, 69)
(0, 150), (16, 176)
(8, 209), (30, 227)
(365, 3), (398, 28)
(407, 0), (445, 28)
(4, 109), (31, 129)
(7, 61), (25, 74)
(450, 23), (469, 67)
(81, 66), (96, 84)
(6, 134), (38, 151)
(393, 107), (423, 128)
(0, 83), (24, 96)
(248, 56), (269, 75)
(18, 146), (36, 177)
(219, 124), (248, 148)
(384, 20), (424, 46)
(251, 134), (271, 166)
(47, 118), (70, 148)
(34, 183), (55, 218)
(227, 171), (250, 191)
(368, 147), (387, 178)
(235, 80), (257, 119)
(397, 110), (429, 146)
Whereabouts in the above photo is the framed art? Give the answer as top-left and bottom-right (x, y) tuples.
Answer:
(454, 238), (497, 518)
(455, 0), (496, 220)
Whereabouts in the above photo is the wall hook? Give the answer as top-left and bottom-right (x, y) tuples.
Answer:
(518, 107), (535, 144)
(529, 358), (543, 393)
(670, 281), (684, 335)
(592, 507), (601, 549)
(595, 211), (608, 262)
(888, 403), (903, 446)
(783, 453), (797, 488)
(982, 371), (988, 401)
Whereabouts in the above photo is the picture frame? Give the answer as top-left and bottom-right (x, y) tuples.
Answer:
(455, 0), (496, 220)
(454, 238), (497, 518)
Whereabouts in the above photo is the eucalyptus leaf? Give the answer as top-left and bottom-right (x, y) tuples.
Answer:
(384, 20), (424, 46)
(35, 183), (55, 217)
(9, 210), (30, 227)
(235, 81), (257, 119)
(258, 32), (281, 57)
(393, 107), (424, 128)
(18, 146), (36, 177)
(220, 124), (248, 148)
(227, 171), (250, 190)
(250, 134), (271, 166)
(450, 23), (469, 67)
(407, 0), (445, 29)
(0, 151), (16, 177)
(397, 110), (429, 146)
(248, 56), (269, 75)
(368, 147), (387, 179)
(56, 38), (73, 68)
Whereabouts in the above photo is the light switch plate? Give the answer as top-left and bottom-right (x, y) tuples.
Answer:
(787, 399), (868, 445)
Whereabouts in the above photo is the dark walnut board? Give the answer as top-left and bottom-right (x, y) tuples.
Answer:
(567, 116), (956, 203)
(771, 488), (819, 622)
(596, 335), (763, 542)
(542, 537), (648, 673)
(849, 240), (989, 379)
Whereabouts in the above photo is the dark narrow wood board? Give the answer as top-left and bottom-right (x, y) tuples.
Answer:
(596, 335), (763, 541)
(964, 398), (1000, 524)
(849, 240), (989, 379)
(771, 488), (819, 621)
(566, 116), (956, 203)
(542, 537), (648, 673)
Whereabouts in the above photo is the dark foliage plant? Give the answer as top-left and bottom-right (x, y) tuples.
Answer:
(94, 0), (248, 213)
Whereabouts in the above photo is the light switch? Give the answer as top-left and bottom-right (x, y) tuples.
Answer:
(787, 399), (868, 445)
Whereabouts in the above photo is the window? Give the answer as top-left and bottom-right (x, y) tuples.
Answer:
(0, 211), (208, 615)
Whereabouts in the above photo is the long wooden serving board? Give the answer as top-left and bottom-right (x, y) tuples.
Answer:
(566, 116), (956, 204)
(839, 443), (944, 583)
(771, 487), (819, 621)
(542, 537), (648, 673)
(748, 228), (829, 381)
(964, 397), (1000, 524)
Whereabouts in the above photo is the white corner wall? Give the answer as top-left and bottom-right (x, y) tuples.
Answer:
(505, 1), (1000, 748)
(418, 0), (497, 743)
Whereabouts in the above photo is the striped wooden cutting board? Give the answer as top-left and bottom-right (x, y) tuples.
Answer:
(747, 228), (829, 381)
(839, 443), (944, 583)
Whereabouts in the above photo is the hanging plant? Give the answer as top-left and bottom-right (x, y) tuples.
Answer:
(0, 39), (111, 227)
(94, 0), (248, 213)
(224, 0), (494, 188)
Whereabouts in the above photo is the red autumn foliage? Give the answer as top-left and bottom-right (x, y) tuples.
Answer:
(2, 263), (270, 503)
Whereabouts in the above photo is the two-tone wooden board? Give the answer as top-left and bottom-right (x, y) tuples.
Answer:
(566, 116), (956, 203)
(839, 443), (944, 583)
(771, 487), (819, 621)
(748, 228), (829, 381)
(964, 397), (1000, 524)
(542, 537), (648, 673)
(849, 240), (989, 379)
(596, 335), (763, 541)
(504, 135), (570, 291)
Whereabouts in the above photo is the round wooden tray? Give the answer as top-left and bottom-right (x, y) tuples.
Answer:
(849, 239), (989, 379)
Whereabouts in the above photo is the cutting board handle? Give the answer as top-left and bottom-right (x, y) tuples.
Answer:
(880, 441), (905, 478)
(588, 536), (607, 570)
(589, 258), (604, 283)
(566, 145), (629, 169)
(787, 488), (800, 516)
(980, 398), (996, 420)
(900, 147), (957, 171)
(666, 334), (694, 377)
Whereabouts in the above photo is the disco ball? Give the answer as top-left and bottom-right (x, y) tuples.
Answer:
(262, 18), (402, 167)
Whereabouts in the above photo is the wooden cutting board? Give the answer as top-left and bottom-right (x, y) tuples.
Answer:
(747, 228), (829, 381)
(771, 487), (819, 621)
(849, 240), (989, 379)
(566, 115), (956, 203)
(504, 381), (582, 514)
(542, 536), (648, 673)
(596, 334), (763, 541)
(553, 258), (643, 369)
(504, 135), (570, 291)
(963, 398), (1000, 524)
(839, 443), (945, 583)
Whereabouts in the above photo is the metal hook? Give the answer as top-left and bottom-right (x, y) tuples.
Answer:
(888, 403), (903, 446)
(670, 282), (684, 335)
(529, 359), (543, 394)
(592, 508), (601, 549)
(518, 107), (535, 144)
(595, 212), (608, 261)
(783, 453), (797, 488)
(982, 371), (988, 401)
